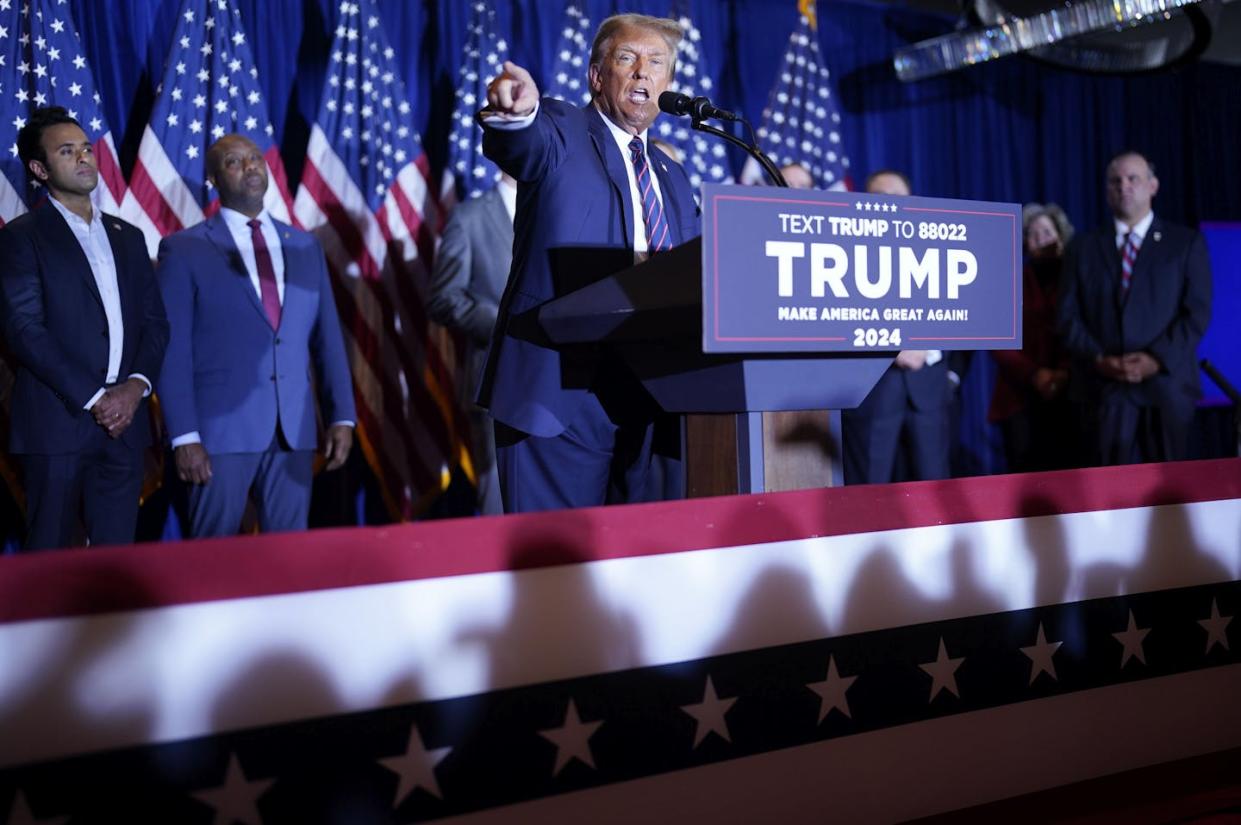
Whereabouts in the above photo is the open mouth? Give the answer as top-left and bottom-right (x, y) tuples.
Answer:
(628, 87), (650, 105)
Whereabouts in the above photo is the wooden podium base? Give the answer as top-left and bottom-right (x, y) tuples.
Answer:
(685, 411), (838, 497)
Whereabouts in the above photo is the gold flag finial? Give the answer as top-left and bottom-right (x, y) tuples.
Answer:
(798, 0), (817, 30)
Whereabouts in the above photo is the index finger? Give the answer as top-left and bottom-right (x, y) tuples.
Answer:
(499, 60), (533, 87)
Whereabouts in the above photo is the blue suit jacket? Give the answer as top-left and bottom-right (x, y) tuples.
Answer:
(478, 100), (700, 437)
(156, 213), (355, 454)
(0, 203), (168, 454)
(1058, 218), (1212, 410)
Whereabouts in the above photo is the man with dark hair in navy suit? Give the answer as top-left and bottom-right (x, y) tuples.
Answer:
(0, 106), (168, 550)
(1058, 150), (1212, 465)
(478, 14), (700, 513)
(156, 134), (355, 536)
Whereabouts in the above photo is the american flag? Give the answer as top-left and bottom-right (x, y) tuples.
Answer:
(740, 0), (850, 190)
(120, 0), (295, 257)
(542, 2), (592, 106)
(293, 0), (466, 519)
(442, 0), (507, 204)
(653, 0), (733, 189)
(0, 0), (128, 511)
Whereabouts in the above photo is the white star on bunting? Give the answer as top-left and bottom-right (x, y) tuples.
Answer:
(1112, 609), (1151, 667)
(1020, 622), (1063, 684)
(1198, 598), (1231, 654)
(538, 698), (603, 776)
(681, 675), (738, 747)
(919, 637), (965, 702)
(378, 723), (452, 804)
(191, 753), (273, 825)
(806, 654), (857, 721)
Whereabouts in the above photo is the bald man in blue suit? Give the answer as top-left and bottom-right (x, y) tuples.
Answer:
(478, 14), (700, 513)
(157, 134), (355, 537)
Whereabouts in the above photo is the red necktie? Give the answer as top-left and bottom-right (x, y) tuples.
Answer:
(248, 218), (281, 329)
(1120, 231), (1140, 295)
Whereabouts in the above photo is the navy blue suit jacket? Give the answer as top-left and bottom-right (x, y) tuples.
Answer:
(1058, 218), (1212, 411)
(478, 100), (700, 437)
(156, 214), (355, 454)
(0, 203), (167, 454)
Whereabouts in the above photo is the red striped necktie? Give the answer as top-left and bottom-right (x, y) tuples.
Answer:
(628, 137), (671, 253)
(1120, 231), (1140, 296)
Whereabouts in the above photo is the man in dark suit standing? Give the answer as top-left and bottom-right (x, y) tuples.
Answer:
(428, 173), (516, 516)
(478, 14), (700, 513)
(1058, 150), (1212, 465)
(0, 107), (168, 550)
(841, 170), (951, 485)
(157, 134), (355, 536)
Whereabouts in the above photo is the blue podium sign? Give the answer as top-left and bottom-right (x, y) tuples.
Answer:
(701, 184), (1022, 354)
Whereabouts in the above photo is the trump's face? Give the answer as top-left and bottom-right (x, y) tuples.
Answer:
(589, 25), (673, 136)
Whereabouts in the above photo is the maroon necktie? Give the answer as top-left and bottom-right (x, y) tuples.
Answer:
(248, 218), (281, 329)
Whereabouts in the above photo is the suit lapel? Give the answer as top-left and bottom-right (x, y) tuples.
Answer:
(38, 203), (104, 310)
(1129, 217), (1161, 289)
(585, 105), (634, 250)
(1094, 227), (1122, 303)
(101, 213), (134, 322)
(1122, 217), (1163, 315)
(270, 218), (295, 327)
(205, 213), (272, 327)
(649, 146), (686, 246)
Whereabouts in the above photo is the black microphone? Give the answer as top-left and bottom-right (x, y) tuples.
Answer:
(658, 91), (739, 123)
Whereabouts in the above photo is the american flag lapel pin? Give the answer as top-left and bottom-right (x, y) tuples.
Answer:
(1153, 231), (1162, 242)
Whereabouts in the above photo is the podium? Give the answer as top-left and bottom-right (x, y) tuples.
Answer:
(531, 185), (1021, 497)
(535, 238), (891, 496)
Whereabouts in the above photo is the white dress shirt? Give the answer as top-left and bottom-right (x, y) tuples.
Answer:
(1114, 210), (1155, 250)
(47, 196), (151, 409)
(498, 177), (517, 221)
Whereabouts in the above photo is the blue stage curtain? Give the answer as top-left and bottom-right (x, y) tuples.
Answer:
(18, 0), (1241, 536)
(68, 0), (1241, 228)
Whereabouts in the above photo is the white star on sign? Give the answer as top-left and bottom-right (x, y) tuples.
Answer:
(806, 655), (857, 722)
(919, 637), (965, 702)
(1198, 598), (1232, 654)
(4, 790), (68, 825)
(538, 698), (602, 776)
(1020, 622), (1063, 684)
(681, 675), (738, 747)
(191, 754), (273, 825)
(378, 724), (451, 804)
(1112, 610), (1151, 667)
